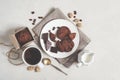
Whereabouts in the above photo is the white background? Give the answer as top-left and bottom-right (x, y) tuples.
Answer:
(0, 0), (120, 80)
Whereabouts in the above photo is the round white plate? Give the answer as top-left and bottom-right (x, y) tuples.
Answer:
(40, 19), (80, 58)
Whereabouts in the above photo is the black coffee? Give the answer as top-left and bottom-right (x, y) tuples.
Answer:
(24, 47), (41, 65)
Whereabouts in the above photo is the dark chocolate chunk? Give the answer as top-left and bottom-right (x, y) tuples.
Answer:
(50, 47), (58, 53)
(45, 40), (51, 50)
(52, 27), (55, 30)
(42, 33), (48, 43)
(49, 31), (56, 42)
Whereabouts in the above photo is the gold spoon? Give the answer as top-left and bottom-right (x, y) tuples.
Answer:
(42, 58), (68, 76)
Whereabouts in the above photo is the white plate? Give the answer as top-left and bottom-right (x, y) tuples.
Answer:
(40, 19), (80, 58)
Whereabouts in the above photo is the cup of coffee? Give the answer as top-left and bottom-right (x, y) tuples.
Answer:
(22, 46), (42, 66)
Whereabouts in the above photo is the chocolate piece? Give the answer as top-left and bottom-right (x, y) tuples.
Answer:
(42, 33), (51, 50)
(45, 40), (51, 50)
(49, 31), (56, 42)
(50, 47), (58, 53)
(52, 27), (55, 30)
(42, 33), (48, 43)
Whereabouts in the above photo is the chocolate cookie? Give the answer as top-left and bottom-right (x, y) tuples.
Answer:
(57, 26), (71, 40)
(56, 38), (74, 52)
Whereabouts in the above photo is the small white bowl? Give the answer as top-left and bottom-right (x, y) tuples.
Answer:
(78, 50), (94, 66)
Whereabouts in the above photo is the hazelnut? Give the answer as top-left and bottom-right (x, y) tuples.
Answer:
(35, 66), (40, 72)
(76, 23), (82, 28)
(68, 13), (74, 18)
(73, 19), (80, 23)
(27, 66), (35, 71)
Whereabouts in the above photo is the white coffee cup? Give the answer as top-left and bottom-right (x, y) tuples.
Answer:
(22, 46), (42, 66)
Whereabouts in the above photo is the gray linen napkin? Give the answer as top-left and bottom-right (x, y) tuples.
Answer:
(32, 8), (90, 68)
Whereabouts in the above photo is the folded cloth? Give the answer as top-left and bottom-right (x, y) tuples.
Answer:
(32, 8), (90, 68)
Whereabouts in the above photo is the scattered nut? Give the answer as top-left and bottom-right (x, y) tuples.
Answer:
(73, 19), (80, 23)
(76, 23), (82, 28)
(67, 11), (82, 28)
(68, 13), (74, 18)
(35, 66), (40, 72)
(27, 66), (35, 71)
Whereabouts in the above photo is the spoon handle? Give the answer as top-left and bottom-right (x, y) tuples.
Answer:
(51, 64), (68, 76)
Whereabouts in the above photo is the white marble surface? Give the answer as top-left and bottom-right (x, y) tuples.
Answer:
(0, 0), (120, 80)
